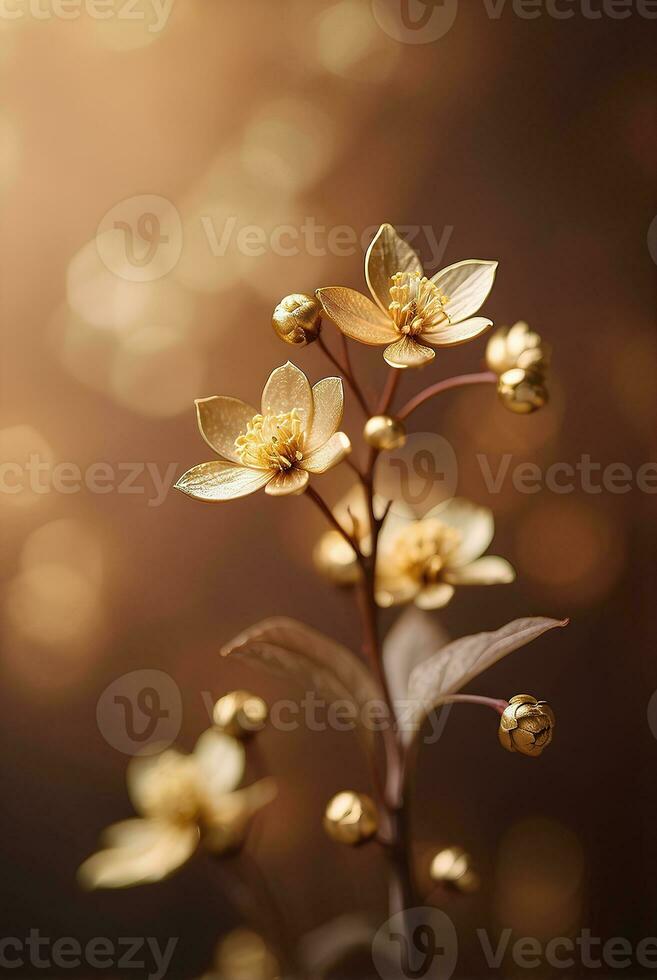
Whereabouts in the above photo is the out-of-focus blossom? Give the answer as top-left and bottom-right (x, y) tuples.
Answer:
(78, 731), (275, 889)
(486, 321), (549, 414)
(317, 223), (497, 368)
(175, 362), (351, 501)
(376, 497), (515, 609)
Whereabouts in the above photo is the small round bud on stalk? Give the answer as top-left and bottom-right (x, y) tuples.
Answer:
(272, 293), (322, 346)
(499, 694), (555, 757)
(430, 846), (480, 894)
(497, 368), (548, 415)
(213, 691), (268, 739)
(323, 791), (378, 846)
(313, 530), (360, 586)
(363, 415), (407, 451)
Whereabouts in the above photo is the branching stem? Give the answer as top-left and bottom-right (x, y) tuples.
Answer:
(397, 371), (497, 420)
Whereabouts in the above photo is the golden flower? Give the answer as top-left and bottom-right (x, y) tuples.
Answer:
(213, 691), (268, 739)
(323, 791), (378, 846)
(498, 694), (555, 757)
(376, 497), (515, 609)
(430, 846), (480, 894)
(317, 223), (497, 369)
(272, 293), (322, 346)
(78, 731), (276, 888)
(486, 321), (549, 414)
(175, 362), (351, 500)
(363, 414), (407, 451)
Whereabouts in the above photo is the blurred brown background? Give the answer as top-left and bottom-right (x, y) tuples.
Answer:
(1, 1), (656, 976)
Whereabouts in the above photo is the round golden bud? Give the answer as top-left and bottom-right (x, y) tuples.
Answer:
(497, 368), (548, 415)
(213, 691), (268, 739)
(430, 846), (480, 894)
(313, 530), (360, 586)
(272, 293), (322, 346)
(499, 694), (555, 757)
(363, 415), (407, 451)
(323, 791), (378, 846)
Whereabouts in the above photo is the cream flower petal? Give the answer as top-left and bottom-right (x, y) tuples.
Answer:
(375, 575), (420, 608)
(431, 260), (498, 323)
(202, 779), (277, 854)
(316, 287), (398, 345)
(195, 396), (257, 463)
(383, 336), (435, 369)
(193, 730), (246, 796)
(366, 223), (423, 313)
(301, 432), (351, 473)
(175, 461), (272, 501)
(78, 819), (199, 889)
(261, 361), (313, 432)
(127, 749), (190, 817)
(415, 583), (455, 609)
(306, 378), (344, 453)
(444, 556), (516, 585)
(420, 316), (492, 347)
(427, 497), (494, 566)
(265, 468), (309, 496)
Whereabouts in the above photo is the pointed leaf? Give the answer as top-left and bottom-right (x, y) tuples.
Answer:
(407, 617), (567, 735)
(221, 618), (382, 752)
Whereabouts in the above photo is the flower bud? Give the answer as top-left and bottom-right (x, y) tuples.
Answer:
(363, 414), (407, 451)
(213, 691), (268, 739)
(497, 368), (548, 415)
(272, 293), (322, 346)
(313, 530), (360, 586)
(430, 846), (480, 894)
(499, 694), (555, 757)
(323, 791), (378, 846)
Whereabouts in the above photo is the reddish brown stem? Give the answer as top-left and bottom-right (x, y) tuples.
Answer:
(317, 333), (371, 417)
(397, 371), (497, 420)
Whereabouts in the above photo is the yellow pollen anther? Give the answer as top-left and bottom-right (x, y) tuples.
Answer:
(235, 410), (305, 472)
(387, 271), (450, 335)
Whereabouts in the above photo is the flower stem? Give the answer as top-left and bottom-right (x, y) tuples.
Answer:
(439, 693), (508, 714)
(317, 333), (371, 417)
(397, 371), (497, 420)
(304, 484), (361, 559)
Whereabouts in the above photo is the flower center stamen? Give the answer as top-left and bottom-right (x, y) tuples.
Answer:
(235, 410), (305, 472)
(392, 519), (462, 585)
(388, 271), (450, 337)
